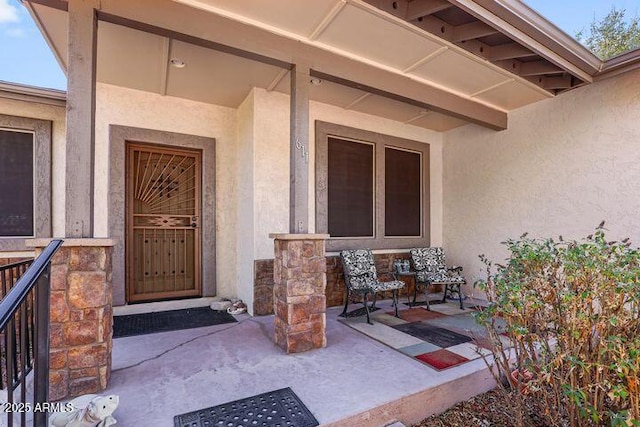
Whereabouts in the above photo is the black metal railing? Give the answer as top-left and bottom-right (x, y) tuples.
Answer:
(0, 240), (62, 427)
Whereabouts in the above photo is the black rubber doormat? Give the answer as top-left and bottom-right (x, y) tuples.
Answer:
(392, 322), (472, 347)
(174, 387), (319, 427)
(113, 306), (237, 338)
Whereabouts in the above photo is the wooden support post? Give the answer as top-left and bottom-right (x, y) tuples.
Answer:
(290, 64), (310, 234)
(66, 0), (98, 237)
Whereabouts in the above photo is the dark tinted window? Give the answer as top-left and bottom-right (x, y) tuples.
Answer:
(385, 147), (421, 236)
(0, 130), (34, 237)
(327, 137), (374, 237)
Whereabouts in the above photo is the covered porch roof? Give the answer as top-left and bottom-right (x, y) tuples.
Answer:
(25, 0), (640, 133)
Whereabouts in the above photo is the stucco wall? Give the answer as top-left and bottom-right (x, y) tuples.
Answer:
(93, 83), (444, 306)
(95, 83), (238, 302)
(0, 97), (66, 249)
(247, 87), (444, 261)
(252, 89), (290, 259)
(443, 70), (640, 298)
(236, 90), (256, 313)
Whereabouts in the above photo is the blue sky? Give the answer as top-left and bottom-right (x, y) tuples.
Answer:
(0, 0), (66, 90)
(525, 0), (640, 37)
(0, 0), (639, 90)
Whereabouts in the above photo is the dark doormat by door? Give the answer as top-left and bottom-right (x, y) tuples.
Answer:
(174, 387), (319, 427)
(392, 322), (472, 348)
(113, 306), (237, 338)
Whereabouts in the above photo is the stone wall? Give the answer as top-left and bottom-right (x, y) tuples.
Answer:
(271, 234), (327, 353)
(28, 239), (114, 401)
(254, 252), (415, 316)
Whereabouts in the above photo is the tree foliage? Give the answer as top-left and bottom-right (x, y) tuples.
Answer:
(576, 7), (640, 59)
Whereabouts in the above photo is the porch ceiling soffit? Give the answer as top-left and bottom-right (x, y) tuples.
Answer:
(28, 0), (508, 130)
(165, 0), (520, 124)
(362, 0), (598, 95)
(26, 2), (69, 73)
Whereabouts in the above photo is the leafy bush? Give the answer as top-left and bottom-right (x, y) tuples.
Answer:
(475, 223), (640, 426)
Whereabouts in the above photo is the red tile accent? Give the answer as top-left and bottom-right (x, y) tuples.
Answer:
(415, 349), (469, 370)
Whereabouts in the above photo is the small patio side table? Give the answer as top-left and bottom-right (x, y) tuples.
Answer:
(392, 270), (417, 306)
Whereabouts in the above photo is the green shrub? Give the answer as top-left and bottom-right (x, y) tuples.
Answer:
(475, 223), (640, 427)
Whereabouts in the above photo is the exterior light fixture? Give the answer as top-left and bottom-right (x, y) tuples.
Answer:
(310, 78), (323, 86)
(170, 58), (186, 68)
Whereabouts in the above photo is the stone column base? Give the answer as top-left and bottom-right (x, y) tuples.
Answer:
(270, 234), (329, 354)
(27, 238), (115, 401)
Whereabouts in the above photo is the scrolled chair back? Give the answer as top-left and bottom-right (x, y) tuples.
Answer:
(410, 247), (447, 275)
(340, 249), (378, 291)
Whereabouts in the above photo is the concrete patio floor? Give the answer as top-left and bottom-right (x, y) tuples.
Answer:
(107, 300), (497, 426)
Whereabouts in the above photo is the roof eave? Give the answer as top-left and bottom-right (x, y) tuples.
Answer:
(0, 80), (67, 107)
(447, 0), (602, 81)
(595, 47), (640, 81)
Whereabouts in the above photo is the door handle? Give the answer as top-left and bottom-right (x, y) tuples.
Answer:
(190, 223), (198, 228)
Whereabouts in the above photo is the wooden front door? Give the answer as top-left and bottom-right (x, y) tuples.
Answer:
(126, 143), (202, 302)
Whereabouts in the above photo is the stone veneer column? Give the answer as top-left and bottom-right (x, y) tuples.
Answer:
(269, 234), (329, 354)
(27, 239), (115, 401)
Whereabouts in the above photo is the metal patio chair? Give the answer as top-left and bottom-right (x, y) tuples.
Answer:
(340, 249), (406, 324)
(410, 247), (466, 310)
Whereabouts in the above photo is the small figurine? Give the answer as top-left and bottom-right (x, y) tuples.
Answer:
(402, 260), (410, 273)
(394, 260), (402, 274)
(49, 394), (119, 427)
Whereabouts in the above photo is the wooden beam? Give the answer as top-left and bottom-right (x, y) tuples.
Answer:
(453, 21), (498, 42)
(412, 14), (454, 41)
(311, 70), (506, 130)
(520, 60), (564, 76)
(66, 0), (97, 237)
(376, 0), (409, 19)
(541, 75), (572, 90)
(98, 11), (293, 70)
(488, 43), (536, 61)
(290, 64), (310, 233)
(444, 0), (597, 81)
(406, 0), (452, 21)
(455, 38), (490, 60)
(493, 59), (523, 75)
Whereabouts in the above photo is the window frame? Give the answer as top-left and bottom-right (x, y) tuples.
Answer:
(315, 121), (430, 251)
(0, 114), (52, 251)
